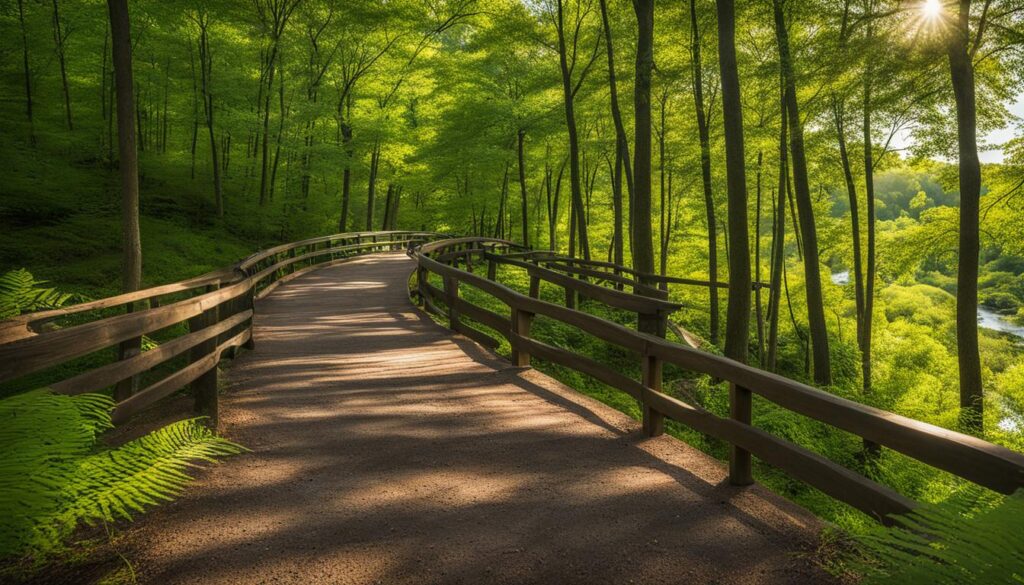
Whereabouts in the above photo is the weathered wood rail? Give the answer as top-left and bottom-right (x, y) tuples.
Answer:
(0, 231), (440, 425)
(412, 237), (1024, 525)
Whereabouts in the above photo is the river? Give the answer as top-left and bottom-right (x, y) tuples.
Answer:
(830, 270), (1024, 339)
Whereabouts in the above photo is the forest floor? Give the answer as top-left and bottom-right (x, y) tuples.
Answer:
(111, 253), (833, 584)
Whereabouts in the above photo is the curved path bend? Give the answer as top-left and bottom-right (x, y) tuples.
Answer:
(125, 253), (832, 584)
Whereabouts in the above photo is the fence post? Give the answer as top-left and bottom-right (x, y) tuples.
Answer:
(487, 257), (497, 281)
(730, 384), (753, 485)
(529, 275), (540, 299)
(443, 274), (460, 330)
(565, 286), (576, 309)
(114, 301), (142, 401)
(190, 284), (221, 426)
(243, 277), (256, 350)
(511, 306), (533, 367)
(642, 353), (665, 437)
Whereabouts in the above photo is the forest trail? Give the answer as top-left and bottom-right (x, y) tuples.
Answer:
(123, 253), (832, 584)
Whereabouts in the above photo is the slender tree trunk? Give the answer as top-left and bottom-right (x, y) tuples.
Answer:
(947, 0), (983, 431)
(599, 0), (633, 266)
(767, 81), (788, 371)
(658, 93), (668, 278)
(755, 151), (766, 366)
(366, 142), (381, 230)
(52, 0), (73, 131)
(862, 41), (877, 396)
(108, 0), (141, 294)
(631, 0), (655, 280)
(17, 0), (35, 145)
(199, 19), (223, 217)
(259, 42), (280, 206)
(773, 0), (831, 385)
(834, 99), (864, 355)
(690, 0), (720, 346)
(517, 128), (530, 247)
(556, 0), (590, 261)
(717, 0), (753, 486)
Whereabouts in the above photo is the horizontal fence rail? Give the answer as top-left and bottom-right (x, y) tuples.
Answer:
(411, 237), (1024, 525)
(0, 231), (443, 426)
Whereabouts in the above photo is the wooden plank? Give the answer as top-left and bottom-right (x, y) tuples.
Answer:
(510, 333), (644, 400)
(452, 297), (511, 335)
(485, 252), (681, 315)
(645, 337), (1024, 494)
(50, 310), (252, 396)
(0, 277), (253, 385)
(110, 328), (250, 424)
(642, 389), (917, 524)
(544, 261), (667, 299)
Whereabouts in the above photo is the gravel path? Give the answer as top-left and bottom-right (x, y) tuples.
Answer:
(124, 253), (834, 584)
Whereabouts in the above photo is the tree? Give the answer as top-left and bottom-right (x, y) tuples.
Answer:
(945, 0), (982, 430)
(689, 0), (720, 346)
(716, 0), (752, 485)
(631, 0), (654, 278)
(772, 0), (831, 386)
(554, 0), (601, 261)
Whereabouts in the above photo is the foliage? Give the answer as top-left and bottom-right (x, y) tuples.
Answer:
(0, 269), (72, 320)
(0, 389), (244, 561)
(848, 488), (1024, 584)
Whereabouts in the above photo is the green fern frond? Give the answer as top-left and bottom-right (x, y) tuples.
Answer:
(0, 390), (243, 561)
(0, 269), (73, 320)
(850, 487), (1024, 584)
(64, 418), (245, 526)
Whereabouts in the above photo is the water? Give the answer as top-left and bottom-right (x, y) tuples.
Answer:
(977, 307), (1024, 338)
(831, 270), (850, 285)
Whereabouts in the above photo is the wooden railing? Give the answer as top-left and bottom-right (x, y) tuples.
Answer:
(412, 237), (1024, 525)
(0, 231), (441, 426)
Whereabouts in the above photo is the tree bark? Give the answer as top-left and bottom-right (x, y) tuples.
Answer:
(198, 15), (223, 217)
(717, 0), (753, 487)
(690, 0), (720, 346)
(517, 129), (530, 247)
(767, 80), (788, 371)
(947, 0), (983, 431)
(17, 0), (35, 144)
(598, 0), (633, 267)
(631, 0), (655, 281)
(773, 0), (831, 385)
(555, 0), (591, 261)
(51, 0), (73, 131)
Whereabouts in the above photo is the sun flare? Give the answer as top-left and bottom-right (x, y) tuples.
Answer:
(922, 0), (943, 19)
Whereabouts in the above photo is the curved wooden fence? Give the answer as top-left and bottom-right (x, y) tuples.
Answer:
(411, 237), (1024, 525)
(0, 231), (440, 425)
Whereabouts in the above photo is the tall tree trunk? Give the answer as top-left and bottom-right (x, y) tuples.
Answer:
(556, 0), (590, 261)
(862, 36), (876, 397)
(258, 43), (280, 206)
(658, 92), (668, 278)
(631, 0), (655, 281)
(51, 0), (73, 131)
(716, 0), (753, 486)
(517, 128), (530, 247)
(755, 151), (765, 365)
(773, 0), (831, 385)
(834, 98), (864, 356)
(767, 81), (788, 371)
(947, 0), (982, 431)
(17, 0), (35, 144)
(598, 0), (633, 266)
(365, 142), (381, 230)
(690, 0), (720, 346)
(199, 19), (223, 217)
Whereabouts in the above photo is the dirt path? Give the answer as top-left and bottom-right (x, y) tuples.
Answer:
(124, 253), (834, 584)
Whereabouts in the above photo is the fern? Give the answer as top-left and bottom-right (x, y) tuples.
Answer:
(0, 390), (243, 560)
(0, 269), (73, 320)
(849, 487), (1024, 584)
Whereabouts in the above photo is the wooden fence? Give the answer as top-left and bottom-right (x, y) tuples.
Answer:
(412, 237), (1024, 525)
(0, 231), (439, 425)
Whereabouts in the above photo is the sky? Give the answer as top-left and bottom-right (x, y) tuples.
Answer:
(891, 94), (1024, 164)
(979, 95), (1024, 163)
